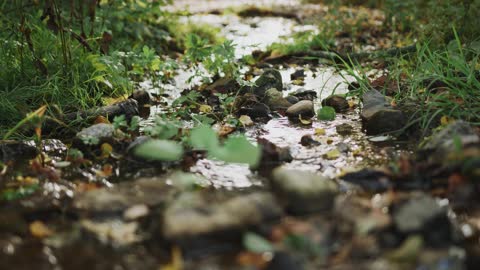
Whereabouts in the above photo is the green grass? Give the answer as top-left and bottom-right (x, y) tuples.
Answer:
(336, 37), (480, 135)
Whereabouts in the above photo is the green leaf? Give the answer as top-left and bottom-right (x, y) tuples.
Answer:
(2, 184), (39, 201)
(210, 135), (261, 167)
(243, 232), (274, 253)
(317, 106), (336, 121)
(134, 140), (184, 161)
(190, 125), (219, 150)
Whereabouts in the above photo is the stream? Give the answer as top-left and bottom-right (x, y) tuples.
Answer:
(0, 1), (478, 270)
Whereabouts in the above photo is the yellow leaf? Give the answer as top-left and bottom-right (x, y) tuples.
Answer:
(239, 115), (254, 126)
(199, 104), (212, 113)
(161, 246), (183, 270)
(100, 143), (113, 159)
(315, 128), (326, 136)
(440, 115), (454, 126)
(298, 115), (312, 125)
(324, 149), (340, 160)
(30, 221), (53, 238)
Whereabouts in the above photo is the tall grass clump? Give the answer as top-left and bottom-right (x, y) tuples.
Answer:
(0, 0), (173, 135)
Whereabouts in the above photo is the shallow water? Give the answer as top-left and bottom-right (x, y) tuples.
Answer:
(139, 4), (401, 188)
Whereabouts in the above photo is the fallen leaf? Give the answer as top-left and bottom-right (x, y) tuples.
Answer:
(199, 104), (212, 113)
(315, 128), (326, 136)
(324, 149), (341, 160)
(30, 221), (53, 238)
(100, 143), (113, 159)
(239, 115), (254, 126)
(161, 246), (183, 270)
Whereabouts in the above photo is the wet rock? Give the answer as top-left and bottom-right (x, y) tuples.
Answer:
(80, 219), (141, 246)
(0, 141), (39, 162)
(290, 69), (305, 80)
(255, 138), (293, 175)
(340, 169), (391, 192)
(292, 88), (317, 101)
(266, 251), (304, 270)
(321, 95), (349, 113)
(392, 194), (452, 245)
(41, 139), (67, 158)
(162, 192), (282, 239)
(205, 76), (240, 93)
(335, 195), (391, 234)
(238, 102), (271, 120)
(271, 168), (338, 214)
(286, 100), (315, 120)
(300, 135), (321, 147)
(264, 88), (292, 111)
(75, 123), (116, 146)
(418, 121), (480, 163)
(129, 90), (151, 106)
(336, 123), (354, 136)
(361, 90), (406, 135)
(285, 95), (299, 104)
(73, 178), (172, 214)
(251, 69), (283, 97)
(336, 142), (350, 153)
(235, 93), (271, 120)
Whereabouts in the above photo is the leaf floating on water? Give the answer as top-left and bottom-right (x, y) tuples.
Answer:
(317, 106), (336, 121)
(243, 232), (274, 253)
(134, 140), (184, 161)
(315, 128), (326, 136)
(299, 115), (312, 125)
(324, 149), (341, 160)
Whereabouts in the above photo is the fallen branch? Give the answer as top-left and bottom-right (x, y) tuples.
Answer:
(262, 44), (417, 64)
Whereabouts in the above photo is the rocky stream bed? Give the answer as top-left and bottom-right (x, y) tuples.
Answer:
(1, 1), (480, 270)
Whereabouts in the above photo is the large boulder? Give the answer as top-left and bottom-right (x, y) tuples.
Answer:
(271, 168), (338, 214)
(361, 90), (406, 135)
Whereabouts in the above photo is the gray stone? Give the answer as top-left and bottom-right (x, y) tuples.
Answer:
(361, 90), (406, 135)
(0, 140), (39, 162)
(322, 95), (349, 113)
(264, 88), (292, 111)
(420, 121), (479, 153)
(252, 69), (283, 97)
(292, 88), (317, 101)
(271, 168), (338, 214)
(76, 123), (116, 145)
(286, 100), (315, 120)
(392, 194), (452, 245)
(73, 178), (172, 214)
(285, 95), (299, 104)
(163, 192), (282, 239)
